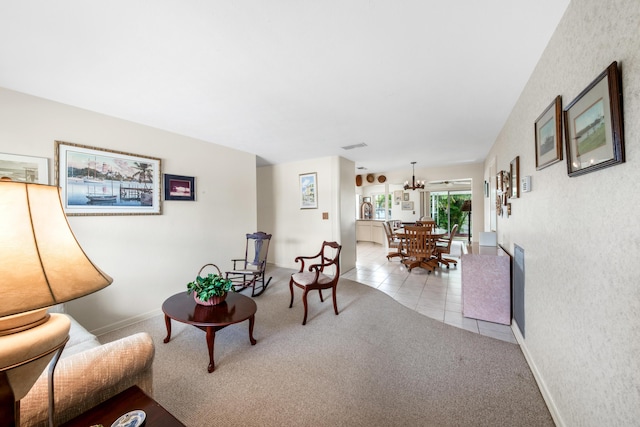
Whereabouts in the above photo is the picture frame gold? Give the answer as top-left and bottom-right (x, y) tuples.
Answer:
(55, 141), (162, 216)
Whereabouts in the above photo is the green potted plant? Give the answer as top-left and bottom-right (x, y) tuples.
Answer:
(187, 269), (235, 306)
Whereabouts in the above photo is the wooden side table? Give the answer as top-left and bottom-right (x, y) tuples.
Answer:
(162, 292), (257, 372)
(60, 386), (185, 426)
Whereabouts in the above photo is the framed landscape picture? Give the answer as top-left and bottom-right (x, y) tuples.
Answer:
(164, 174), (195, 201)
(535, 96), (563, 170)
(55, 141), (162, 215)
(563, 61), (625, 177)
(0, 152), (49, 184)
(299, 172), (317, 209)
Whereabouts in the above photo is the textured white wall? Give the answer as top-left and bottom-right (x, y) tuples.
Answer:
(0, 88), (257, 334)
(485, 0), (640, 425)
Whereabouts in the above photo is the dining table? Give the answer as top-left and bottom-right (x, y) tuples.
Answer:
(392, 227), (448, 270)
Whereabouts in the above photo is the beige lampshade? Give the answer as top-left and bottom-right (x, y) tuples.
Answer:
(0, 180), (113, 318)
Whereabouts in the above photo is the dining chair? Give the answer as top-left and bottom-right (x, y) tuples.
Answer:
(383, 221), (404, 260)
(401, 225), (438, 273)
(435, 224), (459, 268)
(225, 231), (272, 296)
(289, 241), (342, 325)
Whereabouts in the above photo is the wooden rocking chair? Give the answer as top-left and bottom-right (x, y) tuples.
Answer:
(225, 231), (272, 296)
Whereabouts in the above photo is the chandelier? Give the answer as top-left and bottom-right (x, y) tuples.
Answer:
(404, 162), (425, 190)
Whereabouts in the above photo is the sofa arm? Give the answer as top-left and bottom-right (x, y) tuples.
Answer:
(20, 332), (155, 427)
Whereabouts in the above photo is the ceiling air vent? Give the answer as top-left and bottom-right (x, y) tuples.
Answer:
(341, 143), (368, 150)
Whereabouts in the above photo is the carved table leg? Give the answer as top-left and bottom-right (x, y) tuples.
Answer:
(163, 315), (172, 343)
(206, 326), (216, 373)
(248, 315), (257, 345)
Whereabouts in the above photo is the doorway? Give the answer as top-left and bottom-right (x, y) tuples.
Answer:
(429, 190), (471, 239)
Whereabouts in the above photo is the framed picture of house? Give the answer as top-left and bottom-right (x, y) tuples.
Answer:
(55, 141), (162, 216)
(535, 96), (563, 170)
(0, 152), (49, 184)
(164, 174), (195, 201)
(299, 172), (317, 209)
(563, 61), (625, 177)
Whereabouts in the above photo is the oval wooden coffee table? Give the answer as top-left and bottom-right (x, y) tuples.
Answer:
(162, 292), (257, 372)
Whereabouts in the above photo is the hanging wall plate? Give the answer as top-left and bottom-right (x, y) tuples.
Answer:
(355, 175), (363, 186)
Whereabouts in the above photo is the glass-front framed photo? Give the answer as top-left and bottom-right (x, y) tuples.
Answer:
(164, 174), (195, 201)
(0, 152), (49, 184)
(299, 172), (317, 209)
(535, 96), (563, 170)
(563, 61), (625, 177)
(55, 141), (162, 216)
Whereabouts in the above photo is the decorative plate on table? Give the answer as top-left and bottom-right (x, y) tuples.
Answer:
(111, 410), (146, 427)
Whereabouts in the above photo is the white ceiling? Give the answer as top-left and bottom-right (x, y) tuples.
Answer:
(0, 1), (570, 174)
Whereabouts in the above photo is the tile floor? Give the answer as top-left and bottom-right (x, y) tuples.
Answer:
(340, 241), (516, 343)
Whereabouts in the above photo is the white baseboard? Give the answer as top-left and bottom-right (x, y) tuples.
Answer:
(91, 307), (162, 337)
(512, 320), (565, 427)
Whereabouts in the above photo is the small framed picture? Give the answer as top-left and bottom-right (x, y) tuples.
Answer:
(510, 157), (520, 199)
(401, 201), (413, 210)
(393, 190), (402, 205)
(299, 172), (317, 209)
(564, 61), (625, 177)
(0, 152), (49, 184)
(403, 193), (409, 201)
(535, 96), (563, 170)
(164, 174), (195, 201)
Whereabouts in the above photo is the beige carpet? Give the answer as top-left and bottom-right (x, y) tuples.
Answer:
(100, 276), (553, 427)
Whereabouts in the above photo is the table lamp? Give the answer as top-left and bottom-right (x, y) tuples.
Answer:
(0, 179), (113, 426)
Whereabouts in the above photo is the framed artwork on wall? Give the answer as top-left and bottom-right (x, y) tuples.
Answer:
(403, 192), (409, 201)
(393, 190), (402, 205)
(401, 201), (413, 210)
(299, 172), (317, 209)
(510, 157), (520, 199)
(0, 152), (49, 184)
(55, 141), (162, 216)
(535, 96), (563, 170)
(164, 174), (195, 201)
(563, 61), (625, 177)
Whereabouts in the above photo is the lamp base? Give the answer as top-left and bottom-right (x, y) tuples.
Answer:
(0, 309), (49, 337)
(0, 313), (70, 426)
